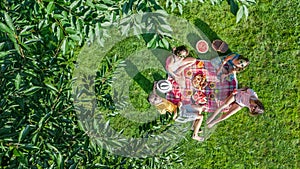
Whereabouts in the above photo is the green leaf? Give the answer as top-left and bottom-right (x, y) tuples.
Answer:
(15, 73), (21, 90)
(162, 38), (169, 49)
(236, 5), (244, 23)
(46, 2), (55, 14)
(69, 34), (81, 42)
(178, 3), (183, 15)
(70, 0), (81, 10)
(18, 125), (30, 142)
(65, 27), (77, 34)
(13, 42), (22, 56)
(45, 83), (58, 93)
(0, 51), (12, 58)
(0, 22), (14, 35)
(4, 12), (15, 32)
(0, 42), (5, 50)
(23, 86), (42, 95)
(61, 38), (68, 55)
(243, 5), (249, 20)
(147, 34), (157, 48)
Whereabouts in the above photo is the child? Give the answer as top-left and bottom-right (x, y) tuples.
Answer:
(148, 81), (178, 119)
(176, 102), (207, 142)
(206, 87), (264, 128)
(216, 53), (250, 81)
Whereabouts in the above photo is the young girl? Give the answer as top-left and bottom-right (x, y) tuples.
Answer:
(176, 102), (207, 141)
(216, 53), (250, 81)
(165, 46), (197, 88)
(206, 87), (264, 128)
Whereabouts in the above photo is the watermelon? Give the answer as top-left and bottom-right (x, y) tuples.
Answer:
(196, 40), (208, 53)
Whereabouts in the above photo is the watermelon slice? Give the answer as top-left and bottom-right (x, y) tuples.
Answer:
(196, 40), (208, 53)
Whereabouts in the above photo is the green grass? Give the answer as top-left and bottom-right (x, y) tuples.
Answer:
(171, 0), (300, 168)
(86, 0), (300, 168)
(94, 0), (299, 168)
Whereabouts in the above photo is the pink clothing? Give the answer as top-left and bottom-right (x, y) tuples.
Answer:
(235, 88), (258, 108)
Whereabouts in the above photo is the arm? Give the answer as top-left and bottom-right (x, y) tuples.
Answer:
(207, 103), (242, 128)
(174, 58), (196, 75)
(217, 54), (236, 74)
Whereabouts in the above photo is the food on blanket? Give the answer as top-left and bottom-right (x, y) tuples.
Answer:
(197, 61), (204, 68)
(157, 80), (172, 93)
(184, 89), (193, 96)
(192, 73), (207, 90)
(192, 91), (207, 104)
(196, 40), (208, 53)
(185, 70), (193, 78)
(209, 93), (215, 99)
(198, 97), (207, 104)
(209, 82), (216, 89)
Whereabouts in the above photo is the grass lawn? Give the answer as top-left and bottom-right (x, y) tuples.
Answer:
(172, 0), (300, 168)
(86, 0), (299, 168)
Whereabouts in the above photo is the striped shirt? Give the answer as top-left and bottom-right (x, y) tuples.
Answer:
(235, 88), (258, 108)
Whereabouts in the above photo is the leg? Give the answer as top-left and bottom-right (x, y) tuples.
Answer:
(207, 103), (242, 128)
(206, 94), (235, 124)
(192, 114), (204, 141)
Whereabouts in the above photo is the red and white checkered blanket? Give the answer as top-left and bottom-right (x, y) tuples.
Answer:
(166, 60), (238, 113)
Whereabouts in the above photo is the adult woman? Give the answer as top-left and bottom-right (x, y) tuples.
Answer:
(165, 46), (197, 88)
(216, 53), (250, 81)
(206, 87), (264, 128)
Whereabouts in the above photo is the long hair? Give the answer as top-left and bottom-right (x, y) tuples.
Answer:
(249, 99), (265, 116)
(172, 46), (189, 57)
(234, 55), (250, 72)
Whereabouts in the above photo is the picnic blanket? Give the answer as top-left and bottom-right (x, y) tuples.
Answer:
(166, 60), (238, 113)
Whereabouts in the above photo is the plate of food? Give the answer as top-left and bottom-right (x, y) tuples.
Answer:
(192, 91), (207, 104)
(192, 73), (207, 90)
(185, 69), (193, 78)
(196, 40), (209, 53)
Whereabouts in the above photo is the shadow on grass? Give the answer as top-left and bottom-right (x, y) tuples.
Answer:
(124, 59), (164, 94)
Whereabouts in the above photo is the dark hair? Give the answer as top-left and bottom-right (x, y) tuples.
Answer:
(172, 46), (189, 57)
(249, 99), (265, 116)
(234, 55), (250, 72)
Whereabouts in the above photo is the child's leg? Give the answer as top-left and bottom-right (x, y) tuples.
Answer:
(207, 103), (242, 128)
(192, 114), (204, 141)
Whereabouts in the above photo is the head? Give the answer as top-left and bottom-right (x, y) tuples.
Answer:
(148, 92), (163, 105)
(234, 55), (250, 72)
(249, 99), (264, 116)
(172, 46), (189, 57)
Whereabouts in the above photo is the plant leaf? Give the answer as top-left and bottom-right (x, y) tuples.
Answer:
(0, 22), (14, 35)
(46, 2), (55, 14)
(4, 12), (15, 32)
(236, 5), (244, 23)
(18, 125), (30, 142)
(15, 73), (21, 90)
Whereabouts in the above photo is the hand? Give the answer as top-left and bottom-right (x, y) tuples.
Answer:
(232, 89), (238, 95)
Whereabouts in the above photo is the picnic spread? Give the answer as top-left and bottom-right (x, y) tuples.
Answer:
(166, 60), (238, 113)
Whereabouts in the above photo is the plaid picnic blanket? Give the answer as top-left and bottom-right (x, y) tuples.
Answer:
(166, 60), (238, 113)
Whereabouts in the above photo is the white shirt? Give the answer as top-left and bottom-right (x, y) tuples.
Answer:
(235, 88), (258, 107)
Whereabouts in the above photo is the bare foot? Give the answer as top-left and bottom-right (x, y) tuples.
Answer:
(190, 127), (203, 133)
(192, 135), (204, 142)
